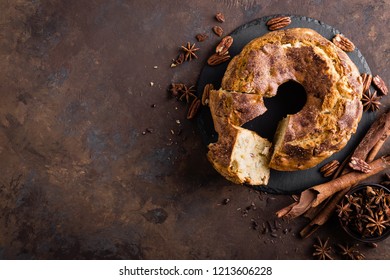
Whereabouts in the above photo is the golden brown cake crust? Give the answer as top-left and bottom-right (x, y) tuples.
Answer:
(210, 28), (363, 172)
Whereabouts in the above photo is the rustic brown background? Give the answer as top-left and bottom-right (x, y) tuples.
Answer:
(0, 0), (388, 259)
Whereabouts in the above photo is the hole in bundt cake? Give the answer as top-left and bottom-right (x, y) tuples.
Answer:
(242, 80), (307, 141)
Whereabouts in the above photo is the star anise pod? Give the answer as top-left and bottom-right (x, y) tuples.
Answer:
(337, 244), (365, 260)
(336, 200), (352, 220)
(361, 89), (381, 112)
(366, 212), (390, 236)
(169, 83), (185, 97)
(313, 237), (333, 260)
(181, 42), (199, 61)
(345, 194), (361, 211)
(179, 84), (196, 103)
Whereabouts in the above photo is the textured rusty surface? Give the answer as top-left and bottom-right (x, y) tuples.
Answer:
(0, 0), (389, 259)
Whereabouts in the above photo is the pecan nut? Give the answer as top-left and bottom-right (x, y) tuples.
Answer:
(319, 160), (340, 177)
(212, 25), (223, 37)
(216, 35), (233, 54)
(201, 84), (214, 106)
(372, 75), (388, 96)
(215, 12), (225, 23)
(196, 33), (208, 42)
(349, 157), (372, 173)
(207, 51), (231, 66)
(332, 34), (355, 52)
(187, 98), (201, 120)
(266, 16), (291, 31)
(361, 73), (373, 94)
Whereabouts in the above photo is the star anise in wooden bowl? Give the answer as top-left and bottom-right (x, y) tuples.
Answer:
(338, 183), (390, 243)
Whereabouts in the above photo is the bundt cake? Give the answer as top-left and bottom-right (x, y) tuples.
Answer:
(207, 27), (363, 185)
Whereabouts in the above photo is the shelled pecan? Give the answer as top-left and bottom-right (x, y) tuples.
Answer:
(266, 16), (291, 31)
(319, 160), (340, 177)
(207, 51), (231, 66)
(216, 36), (233, 54)
(332, 34), (355, 52)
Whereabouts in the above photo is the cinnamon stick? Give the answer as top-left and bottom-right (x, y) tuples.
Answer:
(349, 110), (390, 172)
(279, 155), (389, 219)
(366, 130), (390, 162)
(299, 111), (390, 237)
(312, 155), (389, 207)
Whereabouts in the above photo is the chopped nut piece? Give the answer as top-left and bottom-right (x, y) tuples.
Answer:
(196, 33), (208, 42)
(372, 75), (388, 96)
(215, 12), (225, 23)
(212, 26), (223, 37)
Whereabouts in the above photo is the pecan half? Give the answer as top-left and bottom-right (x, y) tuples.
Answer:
(320, 160), (340, 177)
(201, 84), (214, 106)
(361, 73), (373, 94)
(215, 12), (225, 23)
(187, 98), (201, 119)
(372, 75), (388, 96)
(207, 51), (231, 66)
(196, 33), (208, 42)
(266, 16), (291, 31)
(349, 157), (372, 173)
(216, 35), (233, 54)
(332, 34), (355, 52)
(212, 26), (223, 37)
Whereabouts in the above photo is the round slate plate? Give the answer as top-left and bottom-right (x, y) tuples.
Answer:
(196, 15), (377, 194)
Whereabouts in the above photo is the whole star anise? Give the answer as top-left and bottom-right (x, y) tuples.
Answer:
(179, 84), (196, 103)
(337, 244), (365, 260)
(181, 42), (199, 61)
(313, 237), (333, 260)
(365, 213), (390, 236)
(361, 89), (381, 112)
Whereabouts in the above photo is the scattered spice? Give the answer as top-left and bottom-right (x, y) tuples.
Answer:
(312, 237), (333, 260)
(222, 198), (230, 205)
(215, 12), (225, 23)
(266, 16), (291, 31)
(212, 25), (223, 37)
(361, 89), (381, 112)
(142, 128), (153, 135)
(196, 33), (208, 42)
(181, 42), (200, 61)
(372, 75), (388, 96)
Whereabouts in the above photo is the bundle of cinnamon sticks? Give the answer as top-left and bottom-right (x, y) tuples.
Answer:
(276, 110), (390, 238)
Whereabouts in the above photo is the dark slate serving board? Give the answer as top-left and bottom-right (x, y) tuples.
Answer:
(196, 15), (377, 194)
